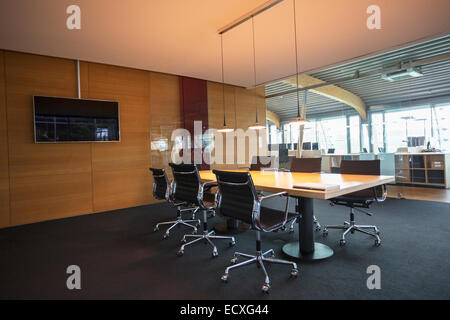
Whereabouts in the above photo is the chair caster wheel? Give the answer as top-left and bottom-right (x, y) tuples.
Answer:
(315, 226), (321, 231)
(375, 239), (381, 247)
(153, 226), (159, 232)
(192, 229), (197, 235)
(376, 230), (380, 235)
(322, 230), (328, 237)
(181, 238), (186, 244)
(230, 257), (238, 264)
(290, 268), (299, 278)
(212, 249), (218, 257)
(229, 240), (236, 247)
(339, 239), (346, 246)
(221, 274), (228, 283)
(262, 283), (270, 293)
(177, 250), (184, 257)
(163, 233), (169, 239)
(289, 228), (294, 233)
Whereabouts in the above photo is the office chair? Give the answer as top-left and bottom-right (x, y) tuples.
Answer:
(169, 163), (235, 257)
(149, 168), (200, 238)
(323, 160), (386, 246)
(289, 158), (322, 232)
(214, 170), (299, 293)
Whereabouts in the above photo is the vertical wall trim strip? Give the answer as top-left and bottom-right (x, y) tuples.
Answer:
(3, 51), (12, 226)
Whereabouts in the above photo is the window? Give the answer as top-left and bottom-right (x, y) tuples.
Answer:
(317, 116), (347, 154)
(384, 106), (431, 152)
(349, 115), (360, 153)
(371, 113), (384, 152)
(433, 103), (450, 151)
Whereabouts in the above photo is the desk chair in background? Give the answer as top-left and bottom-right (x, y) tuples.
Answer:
(289, 158), (322, 232)
(323, 160), (386, 246)
(149, 168), (200, 239)
(249, 156), (277, 171)
(169, 163), (236, 257)
(214, 170), (299, 293)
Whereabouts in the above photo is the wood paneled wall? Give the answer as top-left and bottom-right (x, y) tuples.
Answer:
(0, 50), (266, 228)
(0, 51), (10, 228)
(207, 81), (267, 169)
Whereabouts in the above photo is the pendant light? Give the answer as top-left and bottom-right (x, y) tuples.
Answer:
(217, 33), (234, 133)
(249, 16), (265, 130)
(288, 0), (309, 126)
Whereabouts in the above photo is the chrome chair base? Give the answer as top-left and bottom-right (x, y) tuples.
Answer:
(287, 215), (321, 232)
(221, 249), (298, 293)
(154, 206), (200, 239)
(323, 221), (381, 246)
(177, 230), (235, 257)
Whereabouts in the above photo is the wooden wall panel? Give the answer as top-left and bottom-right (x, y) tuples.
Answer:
(4, 51), (94, 226)
(85, 62), (154, 212)
(0, 50), (10, 228)
(149, 72), (182, 177)
(207, 81), (238, 169)
(235, 86), (267, 167)
(207, 83), (266, 169)
(0, 50), (267, 228)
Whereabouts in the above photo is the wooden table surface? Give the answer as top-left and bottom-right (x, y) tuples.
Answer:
(199, 170), (395, 200)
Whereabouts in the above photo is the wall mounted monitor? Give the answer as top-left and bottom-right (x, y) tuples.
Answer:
(312, 142), (319, 150)
(33, 96), (120, 143)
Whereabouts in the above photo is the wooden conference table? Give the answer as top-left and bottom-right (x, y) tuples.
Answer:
(199, 170), (394, 261)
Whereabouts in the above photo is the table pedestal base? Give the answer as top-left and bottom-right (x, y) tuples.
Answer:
(282, 242), (334, 261)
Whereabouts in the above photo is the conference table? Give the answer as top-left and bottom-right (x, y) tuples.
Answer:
(199, 170), (394, 261)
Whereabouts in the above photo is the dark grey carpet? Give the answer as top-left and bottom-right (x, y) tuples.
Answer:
(0, 197), (449, 300)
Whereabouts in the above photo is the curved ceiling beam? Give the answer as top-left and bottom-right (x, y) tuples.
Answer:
(266, 110), (281, 129)
(282, 74), (367, 120)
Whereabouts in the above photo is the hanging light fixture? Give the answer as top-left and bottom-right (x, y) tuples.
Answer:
(217, 33), (234, 133)
(288, 0), (309, 126)
(249, 16), (265, 130)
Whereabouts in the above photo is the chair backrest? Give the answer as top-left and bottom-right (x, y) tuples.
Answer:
(290, 157), (322, 173)
(339, 160), (382, 198)
(340, 160), (380, 175)
(149, 168), (169, 201)
(169, 163), (201, 205)
(250, 156), (276, 171)
(213, 170), (257, 225)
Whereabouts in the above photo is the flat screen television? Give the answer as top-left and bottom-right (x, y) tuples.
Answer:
(33, 96), (120, 142)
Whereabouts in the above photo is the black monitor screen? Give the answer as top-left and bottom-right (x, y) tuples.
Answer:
(312, 142), (319, 150)
(302, 142), (311, 150)
(33, 96), (120, 142)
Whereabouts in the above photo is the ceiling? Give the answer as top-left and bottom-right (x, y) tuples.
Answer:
(1, 0), (449, 88)
(266, 34), (450, 121)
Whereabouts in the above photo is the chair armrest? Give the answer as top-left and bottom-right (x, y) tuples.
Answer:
(202, 181), (217, 188)
(255, 192), (290, 232)
(259, 191), (287, 202)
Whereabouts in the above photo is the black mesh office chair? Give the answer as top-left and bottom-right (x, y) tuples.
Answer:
(169, 163), (235, 257)
(149, 168), (200, 239)
(289, 158), (322, 232)
(213, 170), (299, 293)
(323, 160), (386, 246)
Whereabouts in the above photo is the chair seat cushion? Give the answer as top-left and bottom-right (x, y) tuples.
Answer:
(331, 195), (375, 207)
(259, 206), (298, 230)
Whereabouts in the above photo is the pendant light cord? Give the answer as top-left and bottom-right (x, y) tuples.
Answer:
(293, 0), (301, 118)
(221, 34), (227, 127)
(251, 16), (258, 122)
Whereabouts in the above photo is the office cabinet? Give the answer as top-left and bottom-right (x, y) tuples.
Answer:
(394, 153), (449, 188)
